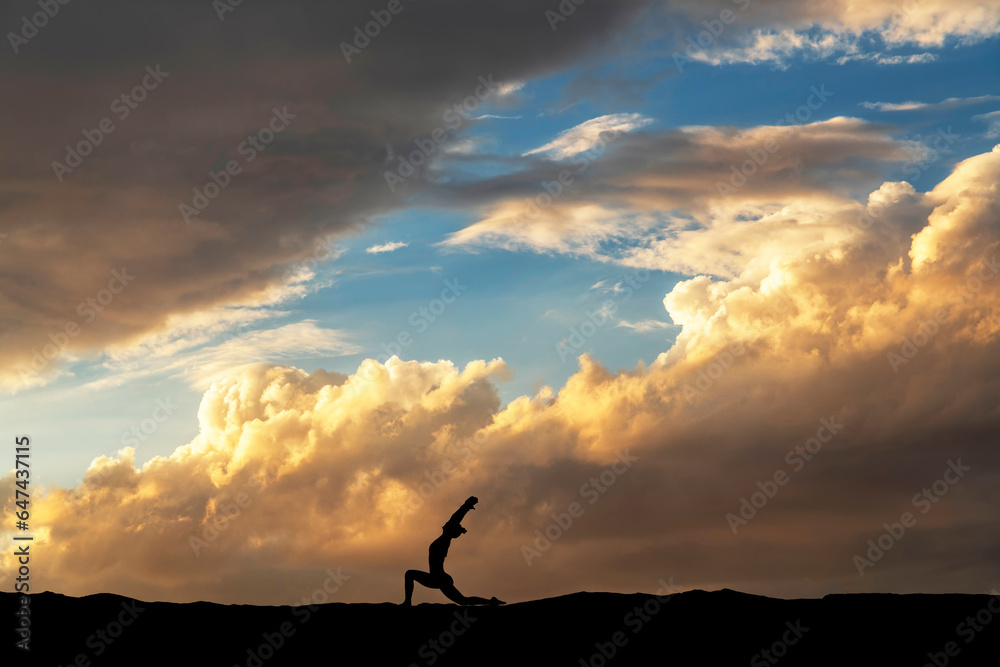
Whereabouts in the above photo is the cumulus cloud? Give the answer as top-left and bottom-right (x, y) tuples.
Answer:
(6, 147), (1000, 604)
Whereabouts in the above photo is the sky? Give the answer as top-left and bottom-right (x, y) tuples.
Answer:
(1, 0), (999, 605)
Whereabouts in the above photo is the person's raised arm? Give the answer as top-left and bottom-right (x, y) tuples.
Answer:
(444, 496), (478, 528)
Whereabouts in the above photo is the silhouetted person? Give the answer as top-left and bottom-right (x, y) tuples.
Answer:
(403, 496), (505, 606)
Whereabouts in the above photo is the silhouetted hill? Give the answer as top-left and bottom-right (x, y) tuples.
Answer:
(4, 588), (999, 665)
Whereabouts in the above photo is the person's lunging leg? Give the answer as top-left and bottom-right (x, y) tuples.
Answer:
(404, 570), (438, 606)
(441, 583), (503, 606)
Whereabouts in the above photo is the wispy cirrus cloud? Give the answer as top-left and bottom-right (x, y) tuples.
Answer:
(591, 280), (627, 294)
(616, 319), (676, 333)
(473, 114), (524, 120)
(861, 94), (1000, 112)
(974, 110), (1000, 138)
(85, 321), (361, 391)
(523, 113), (654, 160)
(837, 52), (938, 66)
(366, 241), (409, 254)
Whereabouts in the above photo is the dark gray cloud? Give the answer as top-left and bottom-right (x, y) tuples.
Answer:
(0, 0), (651, 385)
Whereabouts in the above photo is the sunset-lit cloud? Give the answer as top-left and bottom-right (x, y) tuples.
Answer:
(6, 146), (1000, 604)
(443, 117), (910, 269)
(1, 0), (993, 392)
(0, 0), (652, 393)
(2, 0), (998, 609)
(671, 0), (1000, 67)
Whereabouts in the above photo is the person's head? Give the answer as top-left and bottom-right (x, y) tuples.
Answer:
(443, 523), (466, 538)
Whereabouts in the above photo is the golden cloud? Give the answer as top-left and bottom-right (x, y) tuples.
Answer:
(5, 148), (1000, 604)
